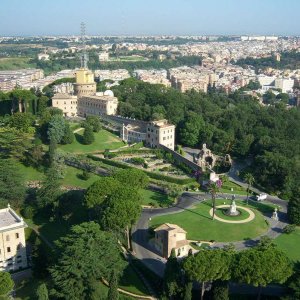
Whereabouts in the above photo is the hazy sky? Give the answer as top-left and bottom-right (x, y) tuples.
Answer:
(0, 0), (299, 36)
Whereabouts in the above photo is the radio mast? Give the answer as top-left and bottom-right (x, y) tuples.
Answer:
(80, 22), (88, 69)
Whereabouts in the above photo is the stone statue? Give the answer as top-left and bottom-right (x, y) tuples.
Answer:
(272, 208), (279, 221)
(227, 199), (239, 216)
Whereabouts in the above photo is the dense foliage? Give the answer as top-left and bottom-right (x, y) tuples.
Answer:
(112, 78), (300, 199)
(235, 50), (300, 71)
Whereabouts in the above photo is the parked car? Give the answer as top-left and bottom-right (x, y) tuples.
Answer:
(256, 193), (267, 201)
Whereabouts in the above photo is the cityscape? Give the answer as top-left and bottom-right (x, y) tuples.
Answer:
(0, 1), (300, 300)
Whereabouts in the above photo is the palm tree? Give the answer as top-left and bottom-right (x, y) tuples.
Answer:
(244, 173), (255, 205)
(208, 180), (222, 220)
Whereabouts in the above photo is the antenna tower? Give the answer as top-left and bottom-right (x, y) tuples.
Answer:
(80, 22), (88, 68)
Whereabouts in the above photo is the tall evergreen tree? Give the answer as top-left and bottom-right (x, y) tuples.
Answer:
(36, 283), (49, 300)
(107, 270), (119, 300)
(82, 124), (95, 145)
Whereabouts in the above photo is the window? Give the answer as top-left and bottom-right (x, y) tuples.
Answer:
(16, 233), (19, 239)
(6, 235), (9, 242)
(7, 247), (11, 253)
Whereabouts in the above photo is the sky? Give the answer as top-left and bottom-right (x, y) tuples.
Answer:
(0, 0), (299, 36)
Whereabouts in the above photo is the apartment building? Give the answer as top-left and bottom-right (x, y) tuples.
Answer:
(0, 205), (28, 271)
(146, 119), (175, 150)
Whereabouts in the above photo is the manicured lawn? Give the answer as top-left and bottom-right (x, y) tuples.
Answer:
(15, 161), (45, 182)
(59, 129), (124, 153)
(61, 166), (101, 188)
(119, 265), (149, 296)
(214, 206), (251, 221)
(139, 189), (173, 207)
(274, 227), (300, 262)
(219, 180), (248, 196)
(150, 199), (271, 242)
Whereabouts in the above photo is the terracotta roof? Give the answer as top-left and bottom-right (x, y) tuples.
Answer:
(154, 223), (186, 233)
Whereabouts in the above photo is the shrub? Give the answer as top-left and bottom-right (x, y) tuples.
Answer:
(283, 224), (296, 234)
(131, 157), (145, 165)
(22, 205), (35, 219)
(82, 125), (95, 145)
(80, 170), (91, 181)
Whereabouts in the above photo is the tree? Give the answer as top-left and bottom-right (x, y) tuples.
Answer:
(100, 186), (141, 249)
(36, 166), (62, 210)
(208, 180), (222, 220)
(179, 112), (205, 147)
(183, 282), (193, 300)
(107, 270), (119, 300)
(212, 281), (229, 300)
(234, 247), (293, 300)
(37, 95), (49, 115)
(50, 222), (125, 300)
(86, 116), (101, 132)
(0, 158), (25, 208)
(9, 112), (35, 133)
(244, 173), (255, 205)
(288, 195), (300, 225)
(36, 283), (49, 300)
(164, 248), (182, 297)
(61, 122), (74, 144)
(0, 272), (14, 297)
(183, 249), (232, 300)
(47, 114), (65, 144)
(84, 177), (121, 209)
(113, 168), (149, 189)
(82, 124), (95, 145)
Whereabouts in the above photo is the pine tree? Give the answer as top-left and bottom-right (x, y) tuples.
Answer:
(36, 283), (49, 300)
(61, 122), (74, 144)
(82, 125), (95, 145)
(107, 270), (119, 300)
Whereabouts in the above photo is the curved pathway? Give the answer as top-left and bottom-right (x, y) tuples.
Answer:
(132, 191), (288, 277)
(209, 205), (255, 223)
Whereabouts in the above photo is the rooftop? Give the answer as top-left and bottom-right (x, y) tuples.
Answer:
(154, 223), (186, 233)
(0, 206), (27, 232)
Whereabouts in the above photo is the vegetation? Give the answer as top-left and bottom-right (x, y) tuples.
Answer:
(0, 272), (14, 298)
(150, 199), (271, 242)
(235, 50), (300, 70)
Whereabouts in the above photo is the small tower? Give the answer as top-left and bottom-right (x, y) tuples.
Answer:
(73, 22), (96, 97)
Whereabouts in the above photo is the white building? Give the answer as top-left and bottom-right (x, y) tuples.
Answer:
(52, 93), (78, 117)
(37, 53), (50, 61)
(146, 119), (175, 150)
(275, 78), (295, 93)
(0, 205), (28, 271)
(98, 52), (109, 62)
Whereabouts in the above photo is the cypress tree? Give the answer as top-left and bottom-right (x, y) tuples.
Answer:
(107, 270), (119, 300)
(82, 125), (95, 145)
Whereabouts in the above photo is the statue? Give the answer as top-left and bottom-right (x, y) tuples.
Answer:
(226, 198), (239, 216)
(272, 208), (279, 221)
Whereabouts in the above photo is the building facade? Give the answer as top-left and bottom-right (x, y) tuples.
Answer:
(154, 223), (189, 258)
(73, 68), (97, 97)
(77, 91), (118, 117)
(121, 124), (147, 143)
(52, 93), (78, 117)
(0, 205), (28, 271)
(146, 119), (175, 150)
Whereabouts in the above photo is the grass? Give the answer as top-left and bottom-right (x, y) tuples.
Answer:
(274, 227), (300, 262)
(219, 180), (248, 196)
(214, 206), (251, 221)
(0, 57), (35, 70)
(59, 129), (124, 153)
(150, 199), (272, 242)
(139, 189), (173, 207)
(119, 264), (149, 296)
(15, 161), (44, 182)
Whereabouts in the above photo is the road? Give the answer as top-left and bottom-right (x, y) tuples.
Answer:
(132, 190), (288, 277)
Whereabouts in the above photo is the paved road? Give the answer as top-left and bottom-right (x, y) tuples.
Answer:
(132, 190), (288, 277)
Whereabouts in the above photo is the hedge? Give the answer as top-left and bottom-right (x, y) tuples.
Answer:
(87, 155), (196, 185)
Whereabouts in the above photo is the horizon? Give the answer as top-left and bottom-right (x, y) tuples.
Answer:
(0, 0), (299, 36)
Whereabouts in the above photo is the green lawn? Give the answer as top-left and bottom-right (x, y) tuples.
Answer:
(15, 161), (45, 182)
(59, 129), (124, 153)
(150, 199), (271, 242)
(0, 57), (35, 70)
(274, 227), (300, 262)
(219, 180), (248, 196)
(139, 189), (173, 207)
(214, 206), (251, 221)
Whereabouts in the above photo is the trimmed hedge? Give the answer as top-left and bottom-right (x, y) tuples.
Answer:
(87, 155), (196, 185)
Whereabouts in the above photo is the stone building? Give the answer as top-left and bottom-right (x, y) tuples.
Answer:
(154, 223), (189, 258)
(146, 119), (175, 150)
(73, 68), (97, 97)
(0, 205), (28, 271)
(77, 91), (118, 117)
(121, 124), (147, 143)
(52, 93), (78, 117)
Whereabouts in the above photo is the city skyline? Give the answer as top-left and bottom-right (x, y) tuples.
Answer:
(0, 0), (300, 36)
